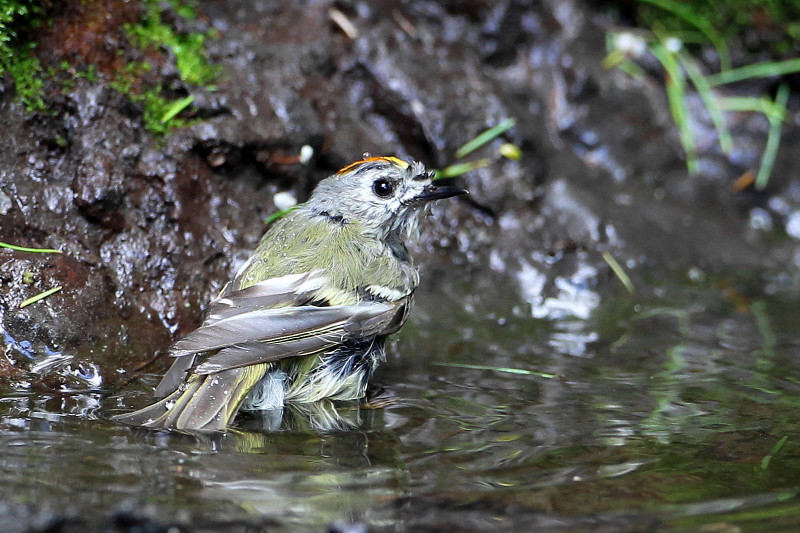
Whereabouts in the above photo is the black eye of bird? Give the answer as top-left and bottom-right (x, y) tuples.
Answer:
(372, 178), (395, 198)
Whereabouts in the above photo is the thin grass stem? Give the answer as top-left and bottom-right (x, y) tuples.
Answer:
(433, 361), (558, 379)
(652, 42), (697, 173)
(706, 58), (800, 87)
(20, 286), (62, 308)
(679, 50), (732, 153)
(637, 0), (730, 70)
(0, 242), (61, 254)
(160, 95), (194, 123)
(454, 118), (515, 159)
(755, 83), (789, 190)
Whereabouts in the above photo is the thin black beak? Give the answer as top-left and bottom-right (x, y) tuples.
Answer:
(416, 184), (468, 203)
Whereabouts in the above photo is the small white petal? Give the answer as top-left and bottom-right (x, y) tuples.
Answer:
(613, 32), (646, 57)
(664, 37), (683, 53)
(299, 144), (314, 164)
(273, 191), (297, 211)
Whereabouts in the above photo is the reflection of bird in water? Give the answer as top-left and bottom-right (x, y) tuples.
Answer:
(236, 399), (367, 433)
(201, 420), (406, 531)
(125, 398), (407, 531)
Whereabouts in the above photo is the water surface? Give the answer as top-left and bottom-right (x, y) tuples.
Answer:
(2, 267), (800, 532)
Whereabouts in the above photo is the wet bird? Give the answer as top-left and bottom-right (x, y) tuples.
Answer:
(112, 156), (465, 431)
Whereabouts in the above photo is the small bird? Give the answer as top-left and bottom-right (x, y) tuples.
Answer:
(112, 156), (465, 431)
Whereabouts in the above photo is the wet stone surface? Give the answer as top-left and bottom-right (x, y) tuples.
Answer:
(1, 0), (800, 531)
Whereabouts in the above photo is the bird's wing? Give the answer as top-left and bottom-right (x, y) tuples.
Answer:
(178, 301), (402, 374)
(152, 268), (406, 394)
(153, 271), (322, 398)
(203, 272), (315, 325)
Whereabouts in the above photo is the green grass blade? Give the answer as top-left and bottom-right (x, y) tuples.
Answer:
(679, 50), (732, 153)
(432, 361), (558, 379)
(652, 42), (697, 173)
(20, 286), (62, 308)
(616, 57), (647, 79)
(602, 48), (626, 70)
(719, 96), (769, 113)
(601, 251), (635, 295)
(760, 435), (789, 470)
(0, 242), (61, 253)
(637, 0), (730, 70)
(454, 118), (515, 159)
(435, 158), (490, 179)
(706, 58), (800, 87)
(263, 205), (299, 225)
(755, 83), (789, 190)
(160, 95), (194, 123)
(759, 91), (789, 123)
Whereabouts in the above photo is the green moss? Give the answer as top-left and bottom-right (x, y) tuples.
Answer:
(4, 44), (45, 111)
(0, 1), (46, 111)
(138, 86), (192, 137)
(110, 62), (198, 137)
(126, 0), (219, 86)
(0, 0), (218, 135)
(169, 0), (199, 22)
(0, 2), (34, 66)
(77, 64), (98, 83)
(107, 0), (219, 136)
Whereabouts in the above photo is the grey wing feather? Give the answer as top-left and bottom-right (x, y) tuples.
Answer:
(170, 303), (396, 357)
(153, 353), (198, 398)
(204, 272), (314, 325)
(152, 272), (319, 398)
(191, 300), (399, 373)
(170, 367), (245, 431)
(151, 266), (404, 399)
(193, 336), (332, 374)
(185, 301), (401, 373)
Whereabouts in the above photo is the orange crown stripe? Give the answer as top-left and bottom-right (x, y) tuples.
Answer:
(337, 156), (409, 174)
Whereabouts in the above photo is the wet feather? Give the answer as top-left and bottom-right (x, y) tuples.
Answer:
(112, 157), (464, 431)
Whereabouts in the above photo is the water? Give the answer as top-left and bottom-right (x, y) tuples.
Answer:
(2, 267), (800, 532)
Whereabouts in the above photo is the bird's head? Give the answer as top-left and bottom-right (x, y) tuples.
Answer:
(306, 156), (466, 240)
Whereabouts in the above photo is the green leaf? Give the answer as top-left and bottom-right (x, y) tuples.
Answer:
(454, 118), (515, 159)
(263, 205), (300, 225)
(601, 251), (635, 295)
(160, 95), (194, 123)
(755, 83), (789, 191)
(0, 241), (61, 254)
(20, 286), (62, 308)
(498, 143), (522, 161)
(706, 58), (800, 87)
(435, 158), (490, 179)
(760, 435), (789, 470)
(651, 41), (697, 173)
(679, 50), (732, 154)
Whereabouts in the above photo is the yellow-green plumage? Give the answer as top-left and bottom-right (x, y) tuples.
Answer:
(239, 211), (418, 305)
(112, 156), (464, 431)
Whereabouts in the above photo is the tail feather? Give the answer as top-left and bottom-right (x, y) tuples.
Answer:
(110, 393), (177, 428)
(111, 364), (268, 431)
(171, 368), (243, 430)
